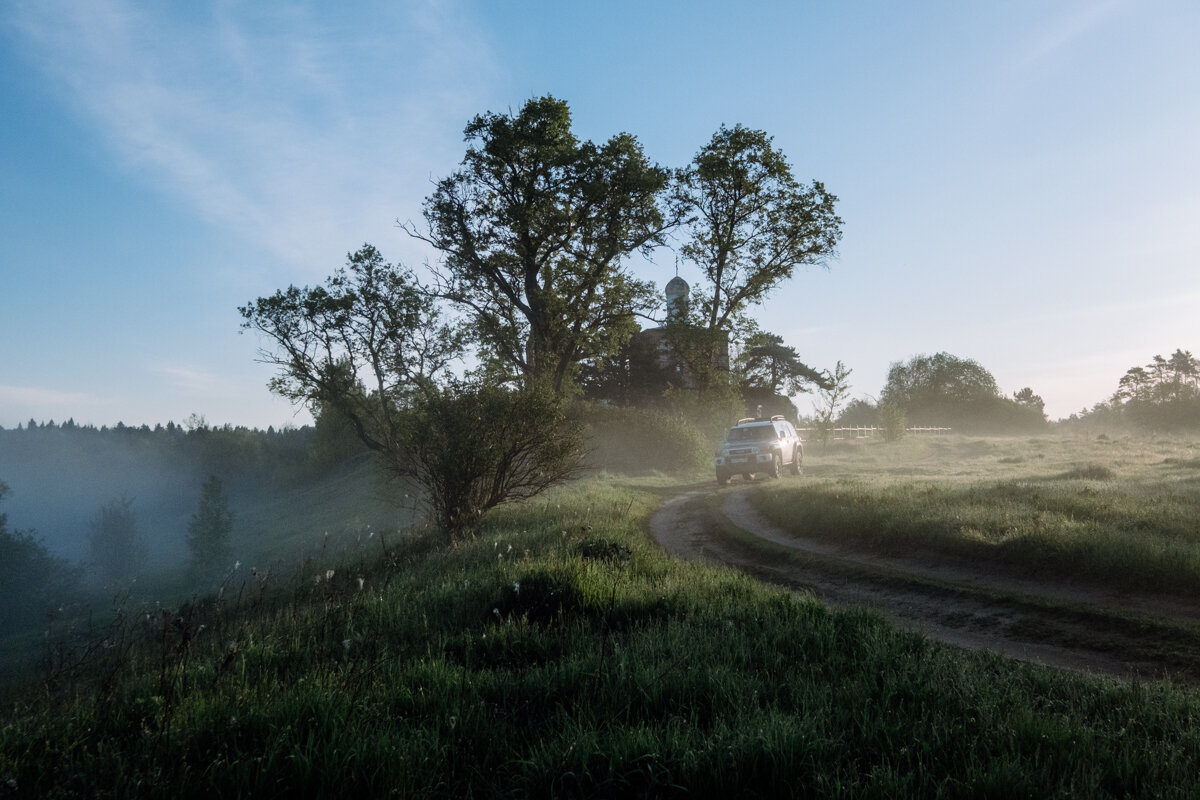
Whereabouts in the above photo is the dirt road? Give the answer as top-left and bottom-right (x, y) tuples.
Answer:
(650, 482), (1200, 683)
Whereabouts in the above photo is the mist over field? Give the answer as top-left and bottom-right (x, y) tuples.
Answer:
(1, 433), (199, 564)
(0, 423), (410, 586)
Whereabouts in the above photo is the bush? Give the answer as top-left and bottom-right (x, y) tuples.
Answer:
(878, 401), (907, 442)
(406, 382), (586, 537)
(582, 405), (712, 473)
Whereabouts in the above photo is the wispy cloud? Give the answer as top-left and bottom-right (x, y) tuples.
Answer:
(0, 384), (100, 410)
(1007, 0), (1129, 72)
(7, 0), (496, 277)
(151, 363), (236, 397)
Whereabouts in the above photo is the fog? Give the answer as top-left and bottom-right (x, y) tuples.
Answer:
(2, 434), (195, 565)
(0, 424), (409, 581)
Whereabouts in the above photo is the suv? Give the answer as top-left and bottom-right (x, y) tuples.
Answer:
(715, 416), (803, 485)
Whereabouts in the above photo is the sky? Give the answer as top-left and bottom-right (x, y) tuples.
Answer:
(1, 0), (1198, 429)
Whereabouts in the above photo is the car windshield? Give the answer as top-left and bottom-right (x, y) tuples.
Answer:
(726, 425), (777, 442)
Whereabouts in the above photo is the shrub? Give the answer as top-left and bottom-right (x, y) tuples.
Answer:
(582, 405), (712, 473)
(406, 382), (586, 537)
(878, 401), (907, 442)
(1055, 463), (1116, 481)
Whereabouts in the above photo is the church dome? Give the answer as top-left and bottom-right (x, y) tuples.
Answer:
(665, 275), (689, 319)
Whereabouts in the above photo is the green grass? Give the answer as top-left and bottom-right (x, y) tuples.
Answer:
(753, 434), (1200, 596)
(4, 456), (1200, 797)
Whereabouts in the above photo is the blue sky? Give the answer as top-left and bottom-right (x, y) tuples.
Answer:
(2, 0), (1198, 429)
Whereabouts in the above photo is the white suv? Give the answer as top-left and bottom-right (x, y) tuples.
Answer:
(715, 416), (803, 485)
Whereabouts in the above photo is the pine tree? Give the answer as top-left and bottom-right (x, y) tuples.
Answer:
(88, 495), (145, 585)
(186, 475), (233, 583)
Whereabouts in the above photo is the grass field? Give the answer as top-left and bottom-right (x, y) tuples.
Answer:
(3, 435), (1200, 797)
(752, 433), (1200, 596)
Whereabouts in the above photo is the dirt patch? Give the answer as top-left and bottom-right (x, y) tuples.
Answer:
(649, 483), (1200, 684)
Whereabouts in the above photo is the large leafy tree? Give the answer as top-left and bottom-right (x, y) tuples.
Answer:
(881, 352), (1000, 412)
(675, 124), (842, 336)
(402, 96), (674, 392)
(880, 352), (1044, 432)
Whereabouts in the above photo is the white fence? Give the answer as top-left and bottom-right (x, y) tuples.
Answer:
(796, 426), (952, 439)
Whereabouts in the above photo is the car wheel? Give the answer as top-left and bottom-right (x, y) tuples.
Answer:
(742, 472), (752, 481)
(789, 446), (802, 475)
(769, 453), (781, 478)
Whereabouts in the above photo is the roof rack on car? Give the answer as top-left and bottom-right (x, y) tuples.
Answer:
(770, 415), (786, 421)
(735, 417), (757, 425)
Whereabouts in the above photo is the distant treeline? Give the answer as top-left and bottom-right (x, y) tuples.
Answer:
(1, 413), (364, 484)
(1067, 349), (1200, 431)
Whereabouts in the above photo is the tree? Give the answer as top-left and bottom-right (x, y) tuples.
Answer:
(1012, 387), (1046, 418)
(0, 480), (78, 635)
(880, 352), (1043, 433)
(878, 352), (998, 422)
(675, 124), (842, 337)
(1110, 349), (1200, 429)
(738, 332), (828, 397)
(1116, 367), (1151, 403)
(240, 244), (462, 480)
(812, 361), (853, 446)
(242, 244), (586, 538)
(837, 398), (878, 427)
(734, 331), (829, 421)
(402, 95), (674, 392)
(88, 495), (145, 585)
(186, 475), (234, 583)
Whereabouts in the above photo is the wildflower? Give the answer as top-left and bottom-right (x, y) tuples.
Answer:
(234, 560), (241, 570)
(492, 607), (500, 618)
(513, 581), (521, 594)
(357, 576), (365, 591)
(342, 639), (352, 652)
(449, 715), (458, 730)
(325, 569), (335, 582)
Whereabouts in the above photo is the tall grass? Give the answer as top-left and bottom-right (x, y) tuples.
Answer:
(3, 468), (1200, 796)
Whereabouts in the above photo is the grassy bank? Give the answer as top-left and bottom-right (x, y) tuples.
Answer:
(3, 463), (1200, 797)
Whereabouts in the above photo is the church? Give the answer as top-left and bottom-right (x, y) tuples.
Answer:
(626, 275), (729, 394)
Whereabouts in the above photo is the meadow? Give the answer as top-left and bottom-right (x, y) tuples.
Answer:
(752, 432), (1200, 596)
(3, 433), (1200, 797)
